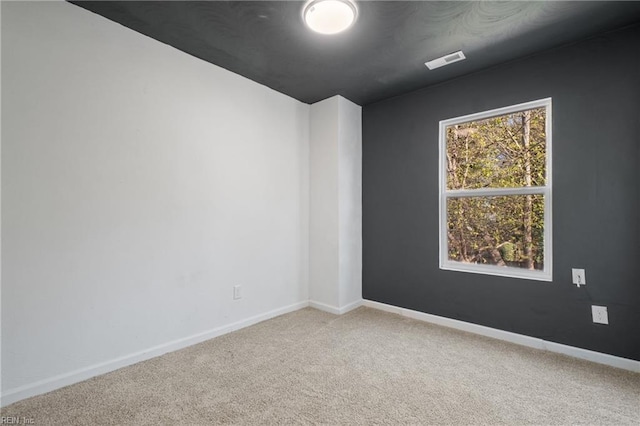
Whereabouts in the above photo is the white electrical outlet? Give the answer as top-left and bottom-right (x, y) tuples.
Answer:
(591, 305), (608, 325)
(572, 268), (586, 287)
(233, 285), (242, 300)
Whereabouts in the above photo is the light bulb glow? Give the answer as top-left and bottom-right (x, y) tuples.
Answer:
(303, 0), (357, 35)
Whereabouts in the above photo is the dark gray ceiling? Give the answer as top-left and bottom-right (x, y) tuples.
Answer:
(71, 1), (640, 105)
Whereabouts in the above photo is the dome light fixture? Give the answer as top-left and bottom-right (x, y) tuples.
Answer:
(303, 0), (358, 35)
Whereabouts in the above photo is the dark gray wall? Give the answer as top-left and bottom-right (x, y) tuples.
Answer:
(362, 24), (640, 361)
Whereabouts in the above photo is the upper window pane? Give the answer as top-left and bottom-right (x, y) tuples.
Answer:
(445, 107), (546, 190)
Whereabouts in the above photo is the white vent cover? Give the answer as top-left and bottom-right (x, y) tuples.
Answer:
(425, 51), (466, 70)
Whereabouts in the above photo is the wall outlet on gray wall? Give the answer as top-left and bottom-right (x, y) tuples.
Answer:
(592, 306), (608, 325)
(572, 268), (586, 287)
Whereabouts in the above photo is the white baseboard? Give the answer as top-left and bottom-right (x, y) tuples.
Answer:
(363, 299), (640, 373)
(8, 297), (633, 407)
(339, 299), (363, 314)
(309, 299), (362, 315)
(1, 300), (310, 407)
(309, 300), (341, 314)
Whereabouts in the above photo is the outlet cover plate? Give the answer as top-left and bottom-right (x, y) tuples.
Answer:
(233, 285), (242, 300)
(572, 268), (586, 287)
(592, 305), (608, 324)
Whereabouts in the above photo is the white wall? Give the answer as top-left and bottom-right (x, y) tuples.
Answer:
(309, 97), (340, 308)
(0, 0), (3, 401)
(309, 96), (362, 313)
(1, 0), (309, 399)
(337, 97), (362, 309)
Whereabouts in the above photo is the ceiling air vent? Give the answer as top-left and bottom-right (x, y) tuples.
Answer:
(425, 51), (466, 70)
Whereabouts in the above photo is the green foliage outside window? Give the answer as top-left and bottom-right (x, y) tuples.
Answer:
(445, 108), (546, 270)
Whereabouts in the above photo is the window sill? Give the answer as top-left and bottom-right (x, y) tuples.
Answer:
(440, 261), (553, 282)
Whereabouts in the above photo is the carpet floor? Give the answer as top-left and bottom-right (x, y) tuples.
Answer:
(2, 307), (639, 425)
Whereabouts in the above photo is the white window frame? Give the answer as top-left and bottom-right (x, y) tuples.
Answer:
(438, 98), (552, 282)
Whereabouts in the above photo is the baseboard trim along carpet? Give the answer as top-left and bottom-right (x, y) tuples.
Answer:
(309, 299), (363, 315)
(0, 300), (310, 407)
(4, 297), (636, 407)
(363, 299), (640, 373)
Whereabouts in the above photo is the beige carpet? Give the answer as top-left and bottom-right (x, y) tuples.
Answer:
(2, 307), (639, 425)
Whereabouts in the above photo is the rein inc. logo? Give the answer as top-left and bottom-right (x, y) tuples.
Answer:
(1, 417), (34, 425)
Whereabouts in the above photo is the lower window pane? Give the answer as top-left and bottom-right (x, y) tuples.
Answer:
(447, 195), (545, 270)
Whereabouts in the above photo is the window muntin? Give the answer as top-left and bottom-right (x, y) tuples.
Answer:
(439, 99), (552, 281)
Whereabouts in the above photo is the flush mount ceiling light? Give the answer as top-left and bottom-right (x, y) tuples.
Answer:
(303, 0), (358, 35)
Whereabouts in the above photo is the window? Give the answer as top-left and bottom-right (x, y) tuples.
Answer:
(439, 98), (552, 281)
